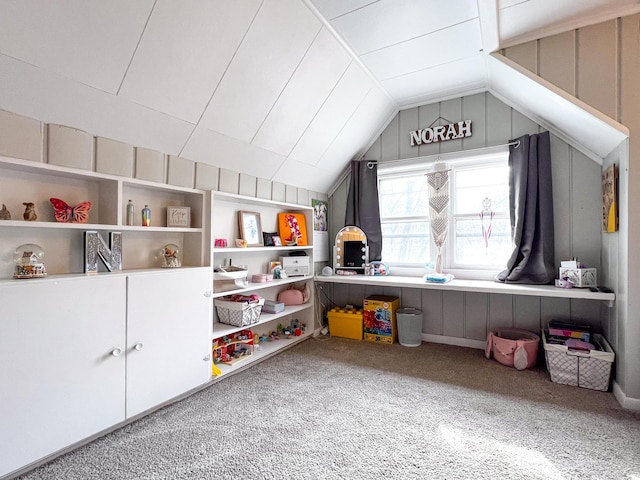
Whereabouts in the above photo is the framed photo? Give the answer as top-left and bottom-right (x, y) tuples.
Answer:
(277, 212), (308, 246)
(272, 235), (282, 246)
(166, 206), (190, 228)
(602, 164), (618, 233)
(238, 211), (263, 246)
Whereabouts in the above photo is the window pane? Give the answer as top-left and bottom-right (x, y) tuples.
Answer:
(379, 176), (429, 217)
(454, 165), (509, 214)
(381, 221), (430, 265)
(453, 217), (511, 267)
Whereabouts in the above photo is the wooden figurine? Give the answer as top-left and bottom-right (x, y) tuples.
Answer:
(0, 204), (10, 220)
(22, 202), (37, 221)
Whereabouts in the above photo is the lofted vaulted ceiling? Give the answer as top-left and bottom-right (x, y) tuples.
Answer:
(0, 0), (638, 193)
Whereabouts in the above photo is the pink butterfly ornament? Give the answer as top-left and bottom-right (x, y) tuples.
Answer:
(49, 198), (93, 224)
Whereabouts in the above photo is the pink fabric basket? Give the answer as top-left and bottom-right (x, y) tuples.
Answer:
(485, 328), (540, 370)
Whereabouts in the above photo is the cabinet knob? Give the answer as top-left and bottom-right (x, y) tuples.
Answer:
(204, 290), (212, 298)
(111, 348), (123, 357)
(134, 342), (144, 351)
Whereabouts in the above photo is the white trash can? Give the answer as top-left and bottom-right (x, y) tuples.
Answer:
(397, 308), (423, 347)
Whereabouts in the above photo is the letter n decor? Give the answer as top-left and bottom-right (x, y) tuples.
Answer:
(84, 231), (123, 273)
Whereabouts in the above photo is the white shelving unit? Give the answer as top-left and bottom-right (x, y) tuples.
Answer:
(0, 155), (207, 278)
(210, 191), (315, 379)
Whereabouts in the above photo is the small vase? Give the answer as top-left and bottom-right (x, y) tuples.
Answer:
(126, 200), (134, 226)
(141, 205), (151, 227)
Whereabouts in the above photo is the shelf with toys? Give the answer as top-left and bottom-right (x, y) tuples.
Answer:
(210, 191), (315, 378)
(211, 320), (313, 378)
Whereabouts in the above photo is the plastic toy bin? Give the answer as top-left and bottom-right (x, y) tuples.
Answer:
(327, 307), (363, 340)
(396, 308), (423, 347)
(542, 331), (615, 391)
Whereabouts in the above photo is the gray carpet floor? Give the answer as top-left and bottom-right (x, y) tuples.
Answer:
(17, 337), (640, 480)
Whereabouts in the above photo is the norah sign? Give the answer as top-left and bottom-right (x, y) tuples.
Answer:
(410, 120), (472, 146)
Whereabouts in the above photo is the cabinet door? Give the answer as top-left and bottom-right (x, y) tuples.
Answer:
(126, 267), (211, 418)
(0, 276), (126, 478)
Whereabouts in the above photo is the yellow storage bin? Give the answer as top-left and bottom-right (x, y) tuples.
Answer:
(328, 307), (363, 340)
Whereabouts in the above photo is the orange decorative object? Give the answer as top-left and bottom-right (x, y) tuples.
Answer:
(277, 213), (308, 246)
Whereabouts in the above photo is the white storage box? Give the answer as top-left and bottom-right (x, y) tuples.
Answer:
(558, 267), (597, 287)
(215, 297), (264, 327)
(542, 331), (614, 391)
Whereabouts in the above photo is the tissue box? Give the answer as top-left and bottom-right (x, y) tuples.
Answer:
(558, 267), (597, 288)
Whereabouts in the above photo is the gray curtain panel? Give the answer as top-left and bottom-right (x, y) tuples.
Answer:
(345, 160), (382, 261)
(497, 131), (555, 284)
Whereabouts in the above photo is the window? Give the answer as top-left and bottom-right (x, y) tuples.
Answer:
(378, 153), (512, 276)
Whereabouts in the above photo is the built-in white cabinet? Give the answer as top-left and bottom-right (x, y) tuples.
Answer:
(0, 159), (317, 479)
(0, 275), (127, 477)
(210, 192), (315, 377)
(126, 268), (211, 418)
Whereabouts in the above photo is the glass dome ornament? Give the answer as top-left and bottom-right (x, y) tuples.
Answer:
(13, 243), (47, 279)
(161, 243), (181, 268)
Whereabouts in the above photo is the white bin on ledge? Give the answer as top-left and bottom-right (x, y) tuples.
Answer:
(397, 308), (423, 347)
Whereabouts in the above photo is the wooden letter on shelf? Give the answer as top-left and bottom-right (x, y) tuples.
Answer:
(84, 231), (123, 274)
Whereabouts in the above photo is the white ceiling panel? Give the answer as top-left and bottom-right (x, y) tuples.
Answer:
(290, 63), (375, 165)
(317, 87), (395, 171)
(252, 28), (352, 156)
(181, 126), (286, 181)
(382, 56), (487, 107)
(272, 156), (339, 193)
(118, 0), (261, 123)
(309, 0), (378, 20)
(362, 20), (483, 80)
(0, 53), (195, 155)
(199, 0), (321, 142)
(329, 0), (478, 55)
(0, 0), (153, 94)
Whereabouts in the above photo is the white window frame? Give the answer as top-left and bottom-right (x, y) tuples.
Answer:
(378, 150), (511, 279)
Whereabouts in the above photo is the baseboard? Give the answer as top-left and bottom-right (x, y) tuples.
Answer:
(422, 334), (486, 350)
(613, 381), (640, 411)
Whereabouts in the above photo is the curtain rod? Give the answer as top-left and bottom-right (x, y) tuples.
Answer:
(366, 140), (520, 169)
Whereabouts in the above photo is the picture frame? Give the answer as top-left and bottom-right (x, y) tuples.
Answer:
(262, 231), (278, 246)
(166, 206), (191, 228)
(277, 212), (308, 246)
(238, 211), (263, 246)
(272, 235), (282, 246)
(602, 164), (618, 233)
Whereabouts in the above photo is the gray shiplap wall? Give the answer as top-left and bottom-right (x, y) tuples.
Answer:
(327, 92), (606, 348)
(503, 15), (639, 407)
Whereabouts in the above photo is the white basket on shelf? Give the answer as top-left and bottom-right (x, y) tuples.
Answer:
(215, 297), (265, 327)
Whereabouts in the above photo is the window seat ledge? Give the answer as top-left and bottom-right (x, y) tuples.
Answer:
(314, 274), (615, 306)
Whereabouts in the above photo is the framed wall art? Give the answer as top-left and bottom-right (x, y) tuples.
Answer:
(166, 206), (191, 228)
(602, 164), (618, 233)
(278, 212), (308, 246)
(238, 211), (263, 246)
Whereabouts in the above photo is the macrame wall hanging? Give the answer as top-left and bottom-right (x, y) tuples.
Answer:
(426, 165), (450, 273)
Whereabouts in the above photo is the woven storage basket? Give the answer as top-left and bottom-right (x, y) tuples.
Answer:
(542, 331), (614, 391)
(215, 297), (264, 327)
